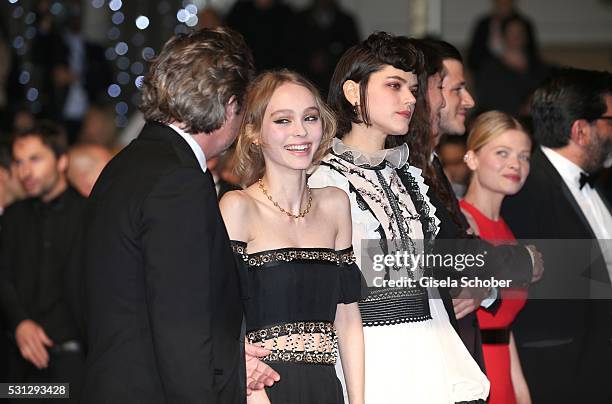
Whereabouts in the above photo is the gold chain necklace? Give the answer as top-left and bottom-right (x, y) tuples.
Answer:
(258, 178), (312, 219)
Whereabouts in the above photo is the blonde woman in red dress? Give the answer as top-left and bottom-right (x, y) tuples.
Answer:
(459, 111), (533, 404)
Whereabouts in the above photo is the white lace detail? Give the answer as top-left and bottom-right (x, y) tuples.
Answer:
(331, 138), (410, 168)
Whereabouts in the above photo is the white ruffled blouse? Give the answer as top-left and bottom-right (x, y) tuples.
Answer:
(308, 139), (490, 403)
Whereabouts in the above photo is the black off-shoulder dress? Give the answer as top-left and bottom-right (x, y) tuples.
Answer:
(231, 241), (364, 403)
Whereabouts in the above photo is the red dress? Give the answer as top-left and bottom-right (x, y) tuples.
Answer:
(460, 200), (528, 404)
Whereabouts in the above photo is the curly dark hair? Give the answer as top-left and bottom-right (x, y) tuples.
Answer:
(139, 27), (255, 134)
(328, 31), (424, 139)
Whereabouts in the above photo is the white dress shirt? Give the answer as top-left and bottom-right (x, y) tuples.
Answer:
(168, 123), (207, 173)
(541, 146), (612, 282)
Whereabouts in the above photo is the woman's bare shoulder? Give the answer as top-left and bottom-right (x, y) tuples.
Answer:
(219, 189), (258, 240)
(312, 185), (350, 207)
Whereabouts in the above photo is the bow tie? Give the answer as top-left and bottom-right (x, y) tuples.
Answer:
(579, 172), (597, 189)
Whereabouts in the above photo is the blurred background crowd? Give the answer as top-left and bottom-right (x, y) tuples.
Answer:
(0, 0), (610, 205)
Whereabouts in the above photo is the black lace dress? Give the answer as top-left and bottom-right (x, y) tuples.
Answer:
(231, 242), (364, 403)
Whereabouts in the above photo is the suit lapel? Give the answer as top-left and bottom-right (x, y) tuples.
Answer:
(534, 148), (596, 238)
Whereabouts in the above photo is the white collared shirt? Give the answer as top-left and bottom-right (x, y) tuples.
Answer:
(168, 123), (207, 173)
(541, 146), (612, 282)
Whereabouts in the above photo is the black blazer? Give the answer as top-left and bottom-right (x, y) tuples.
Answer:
(82, 123), (244, 403)
(502, 147), (612, 401)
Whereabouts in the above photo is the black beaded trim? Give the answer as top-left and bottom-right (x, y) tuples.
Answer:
(264, 351), (336, 365)
(246, 321), (337, 365)
(231, 242), (356, 268)
(247, 321), (335, 343)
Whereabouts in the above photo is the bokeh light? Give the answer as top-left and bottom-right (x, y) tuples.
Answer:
(176, 9), (189, 23)
(136, 16), (150, 30)
(26, 88), (39, 102)
(115, 42), (128, 56)
(109, 0), (122, 12)
(19, 71), (30, 85)
(115, 102), (129, 115)
(135, 76), (145, 89)
(112, 12), (125, 25)
(108, 84), (122, 98)
(142, 47), (155, 61)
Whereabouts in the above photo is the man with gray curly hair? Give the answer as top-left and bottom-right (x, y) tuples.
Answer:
(83, 28), (277, 403)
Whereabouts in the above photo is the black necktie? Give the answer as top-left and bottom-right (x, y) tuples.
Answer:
(579, 172), (597, 190)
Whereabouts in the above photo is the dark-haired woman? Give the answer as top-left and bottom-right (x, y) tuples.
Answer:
(309, 32), (489, 403)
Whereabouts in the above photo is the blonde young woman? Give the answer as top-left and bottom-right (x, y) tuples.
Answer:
(220, 70), (364, 404)
(309, 32), (489, 404)
(460, 111), (532, 404)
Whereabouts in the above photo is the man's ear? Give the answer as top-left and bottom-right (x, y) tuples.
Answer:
(225, 95), (238, 120)
(569, 119), (591, 147)
(342, 80), (360, 106)
(464, 150), (478, 171)
(57, 154), (69, 173)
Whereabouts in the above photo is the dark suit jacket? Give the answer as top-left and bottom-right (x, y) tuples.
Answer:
(502, 147), (612, 402)
(82, 123), (244, 403)
(0, 187), (86, 344)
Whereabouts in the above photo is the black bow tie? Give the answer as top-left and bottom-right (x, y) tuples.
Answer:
(579, 172), (597, 189)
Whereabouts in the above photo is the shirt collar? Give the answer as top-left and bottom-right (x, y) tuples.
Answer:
(168, 123), (207, 173)
(332, 138), (410, 169)
(33, 186), (73, 212)
(540, 145), (584, 188)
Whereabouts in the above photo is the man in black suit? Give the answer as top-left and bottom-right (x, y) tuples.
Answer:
(83, 28), (277, 403)
(0, 122), (86, 403)
(502, 68), (612, 403)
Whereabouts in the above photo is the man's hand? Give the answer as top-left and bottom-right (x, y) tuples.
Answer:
(525, 245), (544, 283)
(15, 319), (53, 369)
(452, 287), (489, 319)
(245, 343), (280, 395)
(246, 389), (272, 404)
